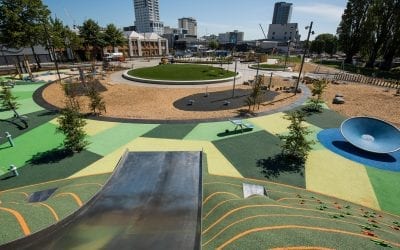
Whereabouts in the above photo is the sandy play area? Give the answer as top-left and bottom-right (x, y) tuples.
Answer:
(323, 82), (400, 127)
(42, 76), (302, 121)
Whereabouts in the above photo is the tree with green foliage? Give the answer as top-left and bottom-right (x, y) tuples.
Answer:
(0, 0), (50, 68)
(80, 19), (104, 61)
(380, 1), (400, 70)
(363, 0), (398, 68)
(0, 83), (19, 111)
(337, 0), (372, 63)
(57, 98), (88, 153)
(103, 24), (126, 52)
(304, 79), (328, 113)
(209, 39), (219, 50)
(279, 111), (314, 163)
(86, 83), (106, 115)
(311, 34), (338, 56)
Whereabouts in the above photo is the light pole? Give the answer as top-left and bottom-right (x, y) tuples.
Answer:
(232, 58), (239, 97)
(283, 40), (291, 71)
(295, 21), (314, 95)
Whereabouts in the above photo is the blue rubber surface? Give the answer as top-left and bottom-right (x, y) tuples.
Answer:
(341, 117), (400, 154)
(318, 128), (400, 172)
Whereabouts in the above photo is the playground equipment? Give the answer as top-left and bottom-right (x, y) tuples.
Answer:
(340, 117), (400, 154)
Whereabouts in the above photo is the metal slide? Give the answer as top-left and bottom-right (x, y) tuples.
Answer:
(3, 152), (202, 250)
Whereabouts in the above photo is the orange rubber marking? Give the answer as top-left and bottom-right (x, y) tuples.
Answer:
(216, 225), (400, 249)
(55, 192), (83, 207)
(271, 247), (334, 250)
(212, 174), (400, 219)
(0, 207), (31, 235)
(203, 198), (239, 220)
(38, 203), (59, 221)
(203, 213), (399, 246)
(203, 192), (241, 205)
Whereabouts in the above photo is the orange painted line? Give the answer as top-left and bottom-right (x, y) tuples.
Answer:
(203, 213), (399, 246)
(212, 174), (400, 219)
(0, 172), (107, 194)
(0, 207), (31, 235)
(203, 192), (241, 205)
(202, 204), (357, 235)
(38, 203), (59, 221)
(271, 247), (334, 250)
(203, 198), (239, 220)
(54, 192), (83, 207)
(216, 225), (400, 249)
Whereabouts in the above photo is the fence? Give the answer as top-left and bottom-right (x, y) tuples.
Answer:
(334, 73), (400, 89)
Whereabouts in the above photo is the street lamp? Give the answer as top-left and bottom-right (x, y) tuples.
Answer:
(232, 58), (239, 97)
(283, 40), (291, 71)
(294, 21), (315, 95)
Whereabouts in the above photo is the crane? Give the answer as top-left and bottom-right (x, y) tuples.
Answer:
(259, 24), (267, 40)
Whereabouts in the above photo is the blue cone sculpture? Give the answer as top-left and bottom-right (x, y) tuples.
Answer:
(340, 117), (400, 154)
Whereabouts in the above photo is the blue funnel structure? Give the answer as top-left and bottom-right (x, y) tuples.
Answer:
(340, 117), (400, 154)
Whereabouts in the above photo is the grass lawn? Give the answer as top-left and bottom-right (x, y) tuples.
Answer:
(128, 64), (236, 81)
(253, 63), (288, 69)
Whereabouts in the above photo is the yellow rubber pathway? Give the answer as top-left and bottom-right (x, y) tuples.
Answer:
(306, 149), (380, 210)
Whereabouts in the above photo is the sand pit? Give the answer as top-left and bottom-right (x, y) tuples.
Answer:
(322, 82), (400, 128)
(41, 76), (303, 121)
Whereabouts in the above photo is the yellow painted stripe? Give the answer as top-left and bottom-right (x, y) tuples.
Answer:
(67, 183), (103, 188)
(38, 203), (59, 221)
(204, 182), (242, 188)
(0, 207), (31, 235)
(216, 225), (400, 249)
(203, 192), (241, 205)
(203, 198), (239, 220)
(55, 192), (83, 207)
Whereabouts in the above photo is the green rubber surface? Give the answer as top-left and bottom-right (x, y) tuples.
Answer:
(184, 120), (262, 141)
(142, 123), (197, 140)
(88, 123), (159, 156)
(0, 122), (64, 175)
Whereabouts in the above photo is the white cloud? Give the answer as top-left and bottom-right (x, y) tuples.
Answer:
(294, 4), (345, 22)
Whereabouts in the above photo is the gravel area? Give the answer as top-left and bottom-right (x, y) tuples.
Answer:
(322, 82), (400, 128)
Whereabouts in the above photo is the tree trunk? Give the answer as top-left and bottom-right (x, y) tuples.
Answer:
(380, 49), (395, 71)
(344, 53), (354, 64)
(31, 46), (41, 69)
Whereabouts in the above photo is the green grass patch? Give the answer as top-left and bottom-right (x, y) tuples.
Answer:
(0, 150), (102, 190)
(366, 167), (400, 215)
(128, 64), (236, 81)
(213, 131), (306, 188)
(142, 123), (198, 140)
(88, 123), (159, 156)
(254, 63), (288, 69)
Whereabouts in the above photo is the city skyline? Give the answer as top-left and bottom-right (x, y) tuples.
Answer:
(43, 0), (347, 40)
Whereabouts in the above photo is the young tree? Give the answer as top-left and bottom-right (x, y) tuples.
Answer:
(103, 24), (126, 53)
(0, 0), (51, 68)
(337, 0), (372, 63)
(57, 98), (88, 153)
(304, 79), (328, 113)
(0, 83), (19, 111)
(279, 111), (314, 164)
(209, 39), (219, 50)
(86, 83), (106, 115)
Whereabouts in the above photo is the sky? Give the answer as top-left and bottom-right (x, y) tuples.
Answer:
(42, 0), (348, 40)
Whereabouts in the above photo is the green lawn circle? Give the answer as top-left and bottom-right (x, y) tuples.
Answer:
(128, 64), (236, 81)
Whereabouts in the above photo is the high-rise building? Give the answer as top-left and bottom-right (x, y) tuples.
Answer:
(178, 17), (197, 37)
(272, 2), (293, 25)
(133, 0), (164, 35)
